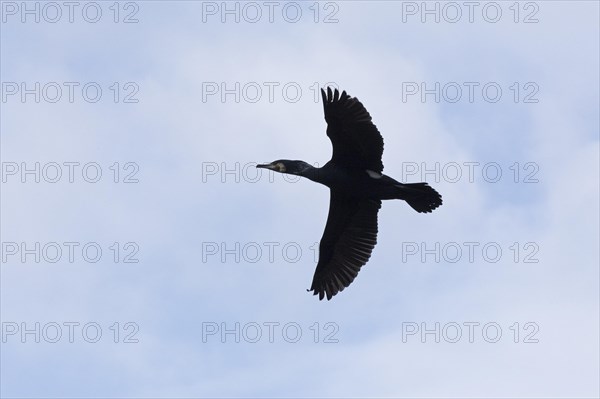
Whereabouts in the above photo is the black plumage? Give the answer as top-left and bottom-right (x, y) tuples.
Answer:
(257, 87), (442, 300)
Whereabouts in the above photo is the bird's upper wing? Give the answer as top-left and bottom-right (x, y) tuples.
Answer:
(309, 190), (381, 300)
(321, 87), (384, 173)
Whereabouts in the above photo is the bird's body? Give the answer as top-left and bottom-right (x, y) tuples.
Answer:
(258, 88), (442, 300)
(291, 161), (415, 201)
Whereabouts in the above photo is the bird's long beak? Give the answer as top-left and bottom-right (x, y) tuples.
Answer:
(257, 162), (286, 173)
(256, 163), (275, 170)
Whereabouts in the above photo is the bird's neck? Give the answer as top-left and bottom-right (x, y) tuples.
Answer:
(299, 165), (328, 185)
(298, 164), (316, 179)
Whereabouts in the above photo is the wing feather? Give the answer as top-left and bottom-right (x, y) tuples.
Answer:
(309, 190), (381, 300)
(321, 87), (384, 173)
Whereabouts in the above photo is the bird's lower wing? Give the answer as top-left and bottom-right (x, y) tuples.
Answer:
(309, 191), (381, 300)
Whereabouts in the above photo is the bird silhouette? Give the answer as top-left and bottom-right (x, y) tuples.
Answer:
(257, 87), (442, 300)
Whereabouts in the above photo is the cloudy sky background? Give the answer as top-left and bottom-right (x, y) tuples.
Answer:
(1, 1), (599, 397)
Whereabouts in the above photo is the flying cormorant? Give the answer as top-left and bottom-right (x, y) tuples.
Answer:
(257, 87), (442, 300)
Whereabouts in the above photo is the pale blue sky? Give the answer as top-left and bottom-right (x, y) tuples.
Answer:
(1, 1), (599, 398)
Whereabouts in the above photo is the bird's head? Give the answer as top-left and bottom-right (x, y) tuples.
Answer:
(256, 160), (313, 175)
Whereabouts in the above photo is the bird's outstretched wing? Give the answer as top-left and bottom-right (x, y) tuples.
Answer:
(321, 87), (384, 173)
(309, 190), (381, 300)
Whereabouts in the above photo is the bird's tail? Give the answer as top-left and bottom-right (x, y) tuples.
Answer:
(396, 183), (442, 213)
